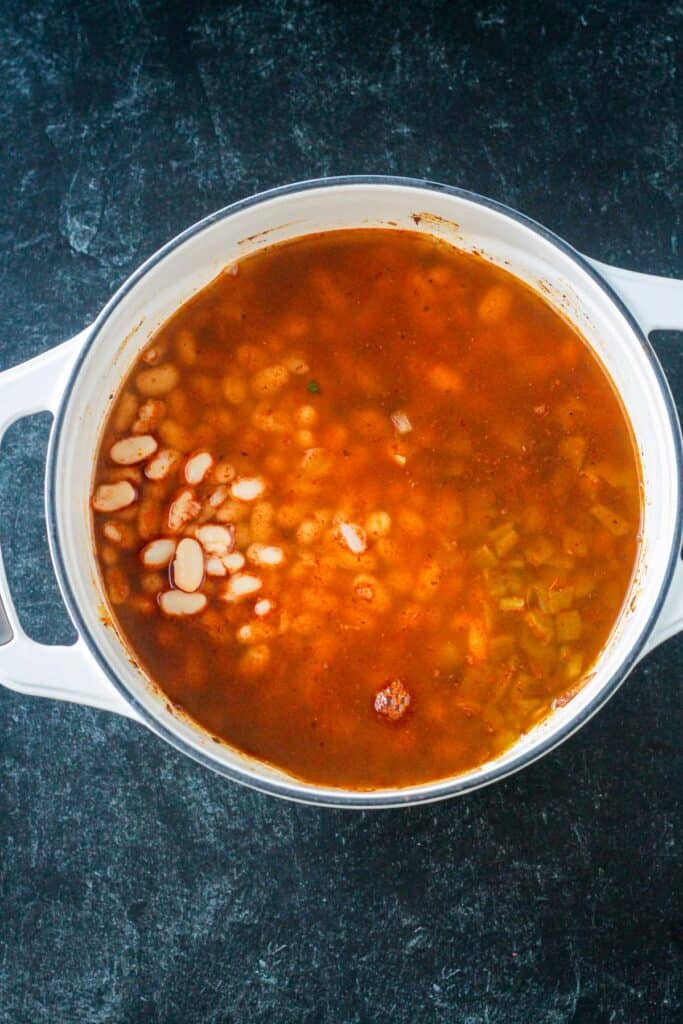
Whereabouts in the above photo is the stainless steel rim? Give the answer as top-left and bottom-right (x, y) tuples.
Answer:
(46, 175), (683, 808)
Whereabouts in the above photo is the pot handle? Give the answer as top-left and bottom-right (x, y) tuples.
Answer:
(0, 333), (138, 718)
(590, 260), (683, 334)
(590, 258), (683, 653)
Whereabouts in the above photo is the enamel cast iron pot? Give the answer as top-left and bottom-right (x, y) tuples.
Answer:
(1, 177), (682, 808)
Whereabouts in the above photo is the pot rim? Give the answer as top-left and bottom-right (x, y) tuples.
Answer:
(46, 175), (683, 808)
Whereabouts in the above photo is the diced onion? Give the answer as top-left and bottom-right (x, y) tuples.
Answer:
(390, 410), (413, 435)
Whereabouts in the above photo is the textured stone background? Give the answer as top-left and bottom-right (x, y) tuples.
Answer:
(0, 1), (681, 1021)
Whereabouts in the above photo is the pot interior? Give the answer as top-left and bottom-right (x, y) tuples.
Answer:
(50, 181), (679, 804)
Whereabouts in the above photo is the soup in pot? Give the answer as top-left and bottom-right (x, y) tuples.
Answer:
(91, 229), (641, 789)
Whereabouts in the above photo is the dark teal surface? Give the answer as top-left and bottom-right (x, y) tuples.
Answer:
(0, 2), (681, 1021)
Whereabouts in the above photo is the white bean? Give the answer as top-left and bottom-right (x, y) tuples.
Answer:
(136, 363), (179, 397)
(230, 476), (265, 502)
(172, 537), (204, 593)
(145, 448), (180, 481)
(103, 521), (124, 544)
(283, 355), (309, 375)
(338, 522), (367, 554)
(247, 543), (284, 567)
(208, 485), (229, 508)
(132, 399), (165, 435)
(195, 524), (235, 557)
(296, 405), (318, 428)
(184, 451), (214, 486)
(251, 364), (289, 395)
(159, 590), (207, 616)
(205, 555), (228, 577)
(296, 519), (322, 545)
(365, 510), (392, 538)
(110, 434), (158, 466)
(222, 572), (262, 602)
(142, 344), (164, 365)
(224, 552), (246, 573)
(93, 481), (137, 512)
(168, 489), (201, 532)
(141, 538), (177, 569)
(212, 461), (236, 484)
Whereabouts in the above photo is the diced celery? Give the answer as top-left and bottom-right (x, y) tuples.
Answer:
(500, 572), (522, 593)
(521, 629), (553, 661)
(590, 504), (630, 536)
(489, 521), (515, 543)
(499, 596), (525, 612)
(439, 640), (463, 671)
(522, 504), (546, 533)
(548, 554), (575, 570)
(594, 462), (631, 488)
(482, 601), (496, 632)
(525, 609), (555, 643)
(525, 536), (555, 566)
(473, 544), (499, 569)
(494, 529), (519, 557)
(484, 570), (507, 597)
(565, 652), (584, 680)
(468, 621), (488, 660)
(574, 572), (597, 598)
(556, 610), (582, 643)
(563, 528), (588, 558)
(490, 635), (515, 660)
(558, 435), (587, 470)
(537, 584), (574, 614)
(556, 396), (587, 431)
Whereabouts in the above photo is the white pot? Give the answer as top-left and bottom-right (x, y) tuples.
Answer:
(1, 177), (681, 808)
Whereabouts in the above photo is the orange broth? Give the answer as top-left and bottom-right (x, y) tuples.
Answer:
(91, 229), (641, 788)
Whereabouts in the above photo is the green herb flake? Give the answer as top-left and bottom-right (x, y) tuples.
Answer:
(307, 379), (321, 394)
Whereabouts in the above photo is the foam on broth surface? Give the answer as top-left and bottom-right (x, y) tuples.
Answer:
(91, 229), (641, 789)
